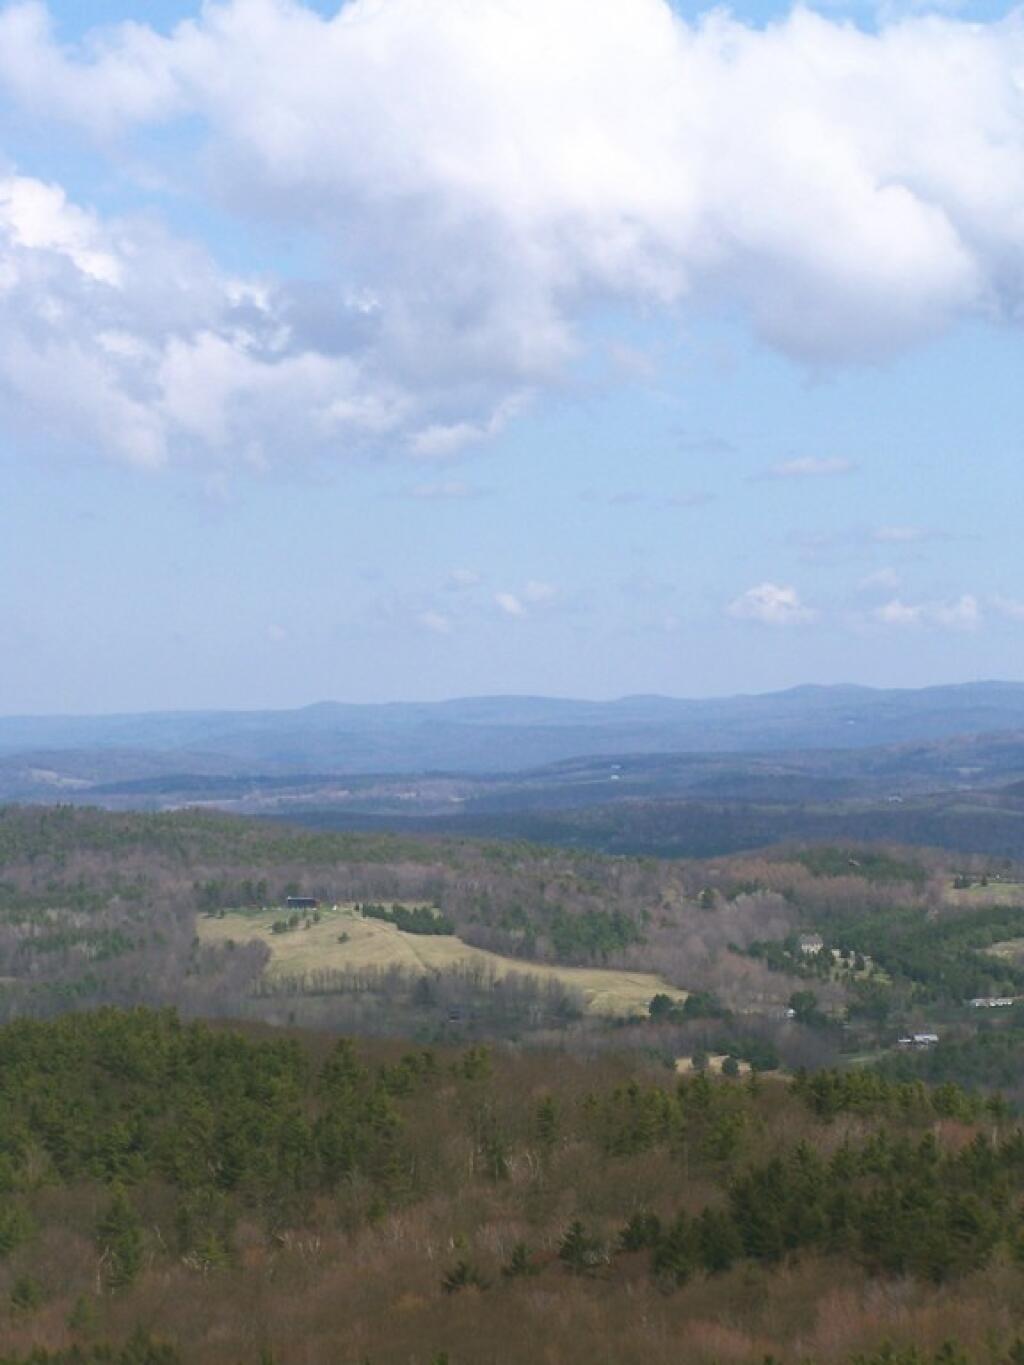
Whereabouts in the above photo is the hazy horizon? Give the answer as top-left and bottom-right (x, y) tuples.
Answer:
(3, 676), (1024, 723)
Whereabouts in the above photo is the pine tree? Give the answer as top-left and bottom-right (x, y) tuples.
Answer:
(618, 1209), (662, 1252)
(697, 1206), (743, 1273)
(652, 1210), (698, 1286)
(96, 1184), (144, 1289)
(534, 1096), (558, 1154)
(442, 1258), (488, 1293)
(118, 1327), (184, 1365)
(558, 1220), (606, 1275)
(501, 1241), (539, 1278)
(67, 1293), (98, 1335)
(10, 1274), (43, 1312)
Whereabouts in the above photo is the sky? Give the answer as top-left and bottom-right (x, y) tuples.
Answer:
(1, 0), (1024, 713)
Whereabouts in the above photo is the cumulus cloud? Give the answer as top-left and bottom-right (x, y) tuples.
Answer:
(4, 0), (1024, 466)
(859, 567), (902, 592)
(925, 596), (981, 629)
(494, 580), (558, 617)
(759, 457), (857, 480)
(874, 593), (980, 628)
(417, 610), (453, 634)
(0, 170), (415, 467)
(495, 592), (527, 618)
(727, 582), (818, 625)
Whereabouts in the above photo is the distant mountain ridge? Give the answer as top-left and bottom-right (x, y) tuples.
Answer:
(3, 682), (1024, 778)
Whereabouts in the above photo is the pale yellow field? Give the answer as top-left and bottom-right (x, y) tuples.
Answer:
(945, 879), (1024, 908)
(199, 905), (687, 1018)
(675, 1054), (752, 1077)
(985, 937), (1024, 963)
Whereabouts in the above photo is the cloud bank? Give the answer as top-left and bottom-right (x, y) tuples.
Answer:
(3, 0), (1024, 467)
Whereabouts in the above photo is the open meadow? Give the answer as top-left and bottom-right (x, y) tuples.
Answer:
(945, 878), (1024, 908)
(198, 902), (688, 1017)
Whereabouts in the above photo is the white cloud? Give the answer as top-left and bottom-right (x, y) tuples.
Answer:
(407, 396), (526, 460)
(871, 525), (935, 544)
(5, 1), (1024, 465)
(994, 595), (1024, 622)
(0, 174), (119, 283)
(445, 568), (481, 590)
(493, 580), (558, 617)
(873, 593), (980, 628)
(524, 580), (557, 603)
(495, 592), (526, 618)
(875, 598), (924, 626)
(417, 610), (453, 634)
(0, 170), (415, 468)
(932, 594), (980, 629)
(761, 457), (857, 479)
(727, 582), (818, 626)
(859, 567), (902, 592)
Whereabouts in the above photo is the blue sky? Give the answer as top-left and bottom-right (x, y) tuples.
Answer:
(0, 0), (1022, 712)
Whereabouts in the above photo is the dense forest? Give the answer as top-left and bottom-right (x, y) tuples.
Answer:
(0, 1008), (1023, 1364)
(283, 787), (1024, 861)
(3, 806), (1024, 1358)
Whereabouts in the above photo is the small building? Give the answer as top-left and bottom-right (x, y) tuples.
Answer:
(897, 1032), (939, 1048)
(798, 934), (824, 955)
(970, 996), (1015, 1009)
(286, 896), (319, 911)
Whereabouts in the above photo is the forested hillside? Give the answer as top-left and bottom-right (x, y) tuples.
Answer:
(0, 1009), (1023, 1364)
(2, 810), (1024, 1357)
(5, 806), (1024, 1093)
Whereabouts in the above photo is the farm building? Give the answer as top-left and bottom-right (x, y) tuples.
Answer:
(897, 1032), (940, 1048)
(286, 896), (319, 911)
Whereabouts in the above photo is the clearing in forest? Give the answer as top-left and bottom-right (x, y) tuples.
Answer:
(985, 937), (1024, 963)
(674, 1054), (752, 1077)
(945, 878), (1024, 908)
(198, 903), (686, 1017)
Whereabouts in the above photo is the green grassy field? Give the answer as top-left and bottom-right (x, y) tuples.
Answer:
(199, 903), (687, 1017)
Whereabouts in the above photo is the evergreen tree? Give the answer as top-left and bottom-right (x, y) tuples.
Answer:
(534, 1096), (558, 1154)
(652, 1211), (699, 1286)
(501, 1241), (539, 1278)
(558, 1220), (606, 1276)
(697, 1206), (742, 1273)
(96, 1185), (144, 1289)
(618, 1210), (662, 1252)
(10, 1275), (43, 1313)
(441, 1258), (488, 1293)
